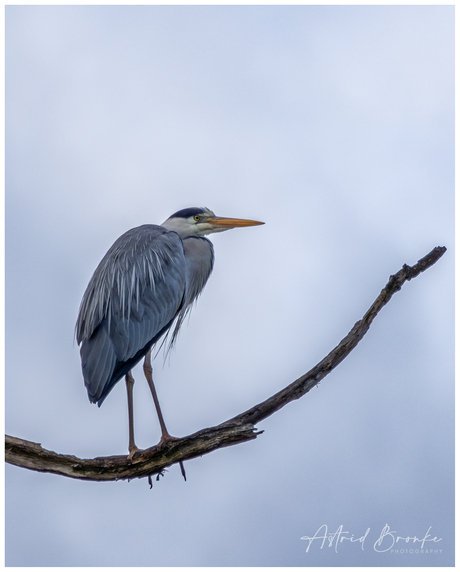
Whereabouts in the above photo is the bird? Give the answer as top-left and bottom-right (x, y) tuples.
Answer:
(76, 207), (264, 465)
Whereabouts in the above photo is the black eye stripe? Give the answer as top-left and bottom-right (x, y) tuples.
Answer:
(170, 207), (205, 220)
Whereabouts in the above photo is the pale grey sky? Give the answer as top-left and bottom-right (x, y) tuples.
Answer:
(6, 5), (454, 566)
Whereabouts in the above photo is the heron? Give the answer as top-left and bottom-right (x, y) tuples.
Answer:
(76, 207), (264, 467)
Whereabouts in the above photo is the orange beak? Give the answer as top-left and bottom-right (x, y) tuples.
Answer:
(208, 216), (265, 229)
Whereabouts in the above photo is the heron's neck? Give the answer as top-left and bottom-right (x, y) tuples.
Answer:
(161, 218), (195, 239)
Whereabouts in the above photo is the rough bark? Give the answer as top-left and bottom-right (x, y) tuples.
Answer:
(5, 246), (447, 483)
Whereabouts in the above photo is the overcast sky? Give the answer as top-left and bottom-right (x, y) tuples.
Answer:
(6, 5), (454, 567)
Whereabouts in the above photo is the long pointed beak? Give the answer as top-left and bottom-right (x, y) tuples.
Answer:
(208, 216), (264, 229)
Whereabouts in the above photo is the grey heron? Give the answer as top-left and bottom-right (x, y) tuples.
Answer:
(76, 207), (264, 464)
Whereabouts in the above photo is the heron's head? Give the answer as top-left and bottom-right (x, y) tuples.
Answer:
(161, 207), (264, 239)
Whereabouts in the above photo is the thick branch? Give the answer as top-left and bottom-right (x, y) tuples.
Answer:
(5, 246), (446, 482)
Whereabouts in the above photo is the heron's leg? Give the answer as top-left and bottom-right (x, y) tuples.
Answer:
(125, 371), (139, 459)
(143, 349), (171, 439)
(143, 350), (187, 481)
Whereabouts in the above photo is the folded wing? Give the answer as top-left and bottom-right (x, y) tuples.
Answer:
(76, 225), (186, 405)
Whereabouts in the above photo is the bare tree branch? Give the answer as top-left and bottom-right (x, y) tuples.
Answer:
(5, 246), (447, 482)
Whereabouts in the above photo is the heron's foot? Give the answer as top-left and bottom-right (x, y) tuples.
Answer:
(158, 432), (176, 444)
(156, 436), (186, 481)
(127, 444), (142, 461)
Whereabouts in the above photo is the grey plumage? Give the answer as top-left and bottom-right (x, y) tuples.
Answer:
(76, 223), (213, 405)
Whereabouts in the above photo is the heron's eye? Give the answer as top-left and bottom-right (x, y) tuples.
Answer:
(194, 215), (201, 222)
